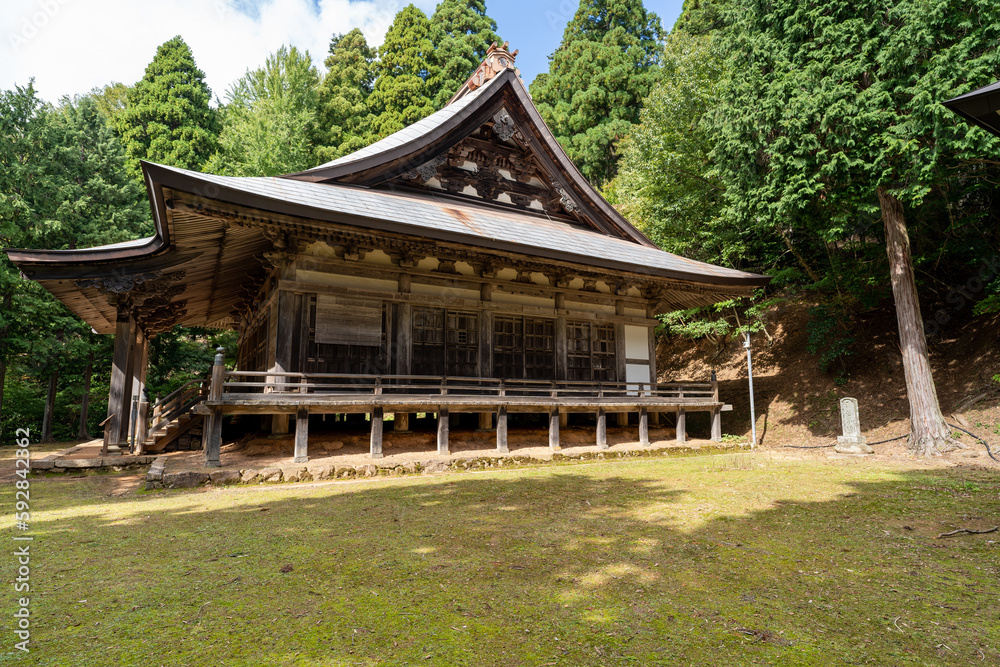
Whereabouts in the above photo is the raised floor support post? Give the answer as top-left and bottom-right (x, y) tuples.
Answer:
(639, 408), (649, 447)
(549, 409), (560, 451)
(204, 409), (222, 468)
(676, 408), (687, 444)
(496, 406), (508, 453)
(478, 412), (492, 431)
(370, 407), (384, 459)
(597, 408), (608, 450)
(271, 414), (290, 436)
(294, 408), (309, 463)
(616, 412), (629, 427)
(394, 412), (410, 432)
(104, 310), (136, 454)
(437, 409), (449, 455)
(711, 407), (722, 442)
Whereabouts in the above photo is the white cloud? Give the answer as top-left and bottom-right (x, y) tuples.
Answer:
(1, 0), (437, 102)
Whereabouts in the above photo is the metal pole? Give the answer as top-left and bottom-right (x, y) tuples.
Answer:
(744, 332), (757, 449)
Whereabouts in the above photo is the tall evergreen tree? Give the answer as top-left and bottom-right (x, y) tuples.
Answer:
(369, 5), (438, 137)
(530, 0), (663, 186)
(1, 86), (149, 440)
(315, 29), (378, 162)
(427, 0), (502, 106)
(116, 36), (219, 177)
(205, 45), (320, 177)
(711, 0), (1000, 455)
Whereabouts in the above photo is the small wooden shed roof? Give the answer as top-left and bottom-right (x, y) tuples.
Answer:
(943, 80), (1000, 137)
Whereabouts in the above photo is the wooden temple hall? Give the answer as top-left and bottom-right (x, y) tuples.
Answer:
(7, 44), (769, 467)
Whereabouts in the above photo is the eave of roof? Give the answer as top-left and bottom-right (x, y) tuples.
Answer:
(153, 163), (768, 288)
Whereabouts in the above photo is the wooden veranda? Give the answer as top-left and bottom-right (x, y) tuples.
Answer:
(193, 350), (730, 466)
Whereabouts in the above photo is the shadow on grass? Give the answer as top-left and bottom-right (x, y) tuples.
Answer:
(11, 458), (1000, 666)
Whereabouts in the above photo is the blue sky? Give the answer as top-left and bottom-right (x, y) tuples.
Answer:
(2, 0), (684, 103)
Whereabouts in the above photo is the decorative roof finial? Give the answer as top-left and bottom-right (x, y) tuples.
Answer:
(447, 42), (521, 105)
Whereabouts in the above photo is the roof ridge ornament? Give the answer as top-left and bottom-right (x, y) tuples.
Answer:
(448, 41), (521, 105)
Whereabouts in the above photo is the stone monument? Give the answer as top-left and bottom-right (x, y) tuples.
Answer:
(835, 397), (874, 454)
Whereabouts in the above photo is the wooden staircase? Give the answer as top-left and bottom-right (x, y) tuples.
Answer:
(141, 378), (209, 454)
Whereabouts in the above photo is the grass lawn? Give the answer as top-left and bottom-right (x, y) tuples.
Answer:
(2, 452), (998, 666)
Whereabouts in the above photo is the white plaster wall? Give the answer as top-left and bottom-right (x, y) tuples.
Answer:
(297, 270), (397, 293)
(410, 283), (481, 301)
(492, 291), (555, 309)
(624, 325), (650, 360)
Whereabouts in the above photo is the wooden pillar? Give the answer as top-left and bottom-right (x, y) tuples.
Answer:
(496, 405), (508, 453)
(370, 407), (384, 459)
(559, 411), (568, 427)
(104, 310), (135, 453)
(477, 412), (492, 431)
(639, 408), (649, 447)
(597, 408), (607, 449)
(437, 408), (449, 455)
(396, 303), (412, 376)
(616, 412), (629, 427)
(676, 409), (687, 444)
(204, 347), (226, 468)
(650, 411), (661, 427)
(549, 408), (560, 451)
(394, 412), (410, 432)
(614, 322), (626, 383)
(270, 289), (296, 436)
(126, 330), (149, 446)
(554, 298), (568, 382)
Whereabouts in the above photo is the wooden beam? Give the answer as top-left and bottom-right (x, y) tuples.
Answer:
(496, 405), (508, 453)
(370, 407), (384, 459)
(437, 408), (449, 455)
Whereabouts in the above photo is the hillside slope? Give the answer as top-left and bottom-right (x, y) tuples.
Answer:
(656, 297), (1000, 460)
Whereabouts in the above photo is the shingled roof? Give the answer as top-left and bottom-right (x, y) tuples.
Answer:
(6, 45), (770, 334)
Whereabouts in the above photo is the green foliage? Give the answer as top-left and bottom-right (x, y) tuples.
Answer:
(205, 45), (320, 177)
(88, 82), (131, 126)
(530, 0), (663, 186)
(116, 36), (220, 177)
(709, 0), (1000, 300)
(369, 5), (438, 138)
(146, 328), (238, 398)
(315, 29), (377, 162)
(427, 0), (502, 107)
(805, 302), (855, 375)
(609, 31), (745, 265)
(659, 289), (778, 347)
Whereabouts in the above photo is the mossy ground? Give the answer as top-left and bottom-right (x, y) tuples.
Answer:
(2, 453), (998, 666)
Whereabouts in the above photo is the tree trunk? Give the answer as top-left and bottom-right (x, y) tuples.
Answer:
(877, 187), (955, 456)
(0, 292), (10, 437)
(77, 350), (93, 440)
(41, 368), (58, 444)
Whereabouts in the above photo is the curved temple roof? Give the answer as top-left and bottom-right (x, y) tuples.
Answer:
(6, 48), (770, 334)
